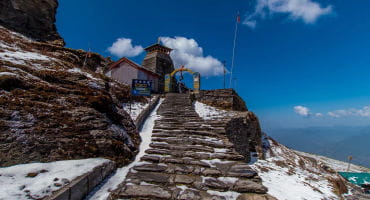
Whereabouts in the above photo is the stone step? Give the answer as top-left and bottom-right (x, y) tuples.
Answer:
(144, 148), (244, 162)
(151, 137), (233, 149)
(108, 93), (269, 200)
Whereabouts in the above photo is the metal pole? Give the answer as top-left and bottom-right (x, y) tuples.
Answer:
(129, 95), (132, 115)
(223, 61), (226, 89)
(229, 12), (239, 88)
(346, 155), (353, 178)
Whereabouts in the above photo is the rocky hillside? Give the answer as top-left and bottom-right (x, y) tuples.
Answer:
(0, 23), (145, 167)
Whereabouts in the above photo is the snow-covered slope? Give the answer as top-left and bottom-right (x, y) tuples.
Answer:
(251, 135), (369, 200)
(295, 151), (370, 173)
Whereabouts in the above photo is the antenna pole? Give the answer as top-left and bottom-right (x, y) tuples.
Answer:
(223, 61), (226, 89)
(229, 12), (240, 88)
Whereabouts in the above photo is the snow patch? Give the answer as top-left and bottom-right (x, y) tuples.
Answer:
(0, 158), (110, 200)
(200, 159), (234, 168)
(217, 177), (238, 184)
(67, 68), (101, 81)
(0, 51), (51, 65)
(206, 190), (240, 200)
(194, 101), (235, 120)
(123, 101), (150, 120)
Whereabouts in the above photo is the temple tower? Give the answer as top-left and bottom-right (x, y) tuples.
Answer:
(142, 43), (175, 93)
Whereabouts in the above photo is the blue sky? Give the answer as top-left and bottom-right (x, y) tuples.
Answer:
(56, 0), (370, 130)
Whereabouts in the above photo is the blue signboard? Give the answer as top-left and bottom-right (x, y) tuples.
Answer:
(132, 79), (152, 96)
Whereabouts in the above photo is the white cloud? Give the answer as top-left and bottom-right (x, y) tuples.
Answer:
(244, 0), (333, 28)
(327, 106), (370, 118)
(294, 105), (310, 117)
(315, 113), (323, 117)
(107, 38), (144, 57)
(160, 36), (224, 76)
(244, 20), (257, 29)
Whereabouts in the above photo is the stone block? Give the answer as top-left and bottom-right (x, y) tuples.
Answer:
(233, 180), (268, 194)
(88, 166), (103, 191)
(120, 185), (172, 199)
(70, 176), (88, 200)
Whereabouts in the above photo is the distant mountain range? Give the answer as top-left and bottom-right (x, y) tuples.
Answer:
(267, 126), (370, 168)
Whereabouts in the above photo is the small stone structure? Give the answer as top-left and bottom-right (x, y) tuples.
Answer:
(196, 89), (248, 111)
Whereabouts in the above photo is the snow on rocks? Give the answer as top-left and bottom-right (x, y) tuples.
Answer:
(123, 100), (150, 120)
(206, 190), (240, 199)
(0, 158), (110, 200)
(67, 67), (100, 81)
(200, 158), (235, 168)
(194, 101), (236, 120)
(0, 50), (52, 65)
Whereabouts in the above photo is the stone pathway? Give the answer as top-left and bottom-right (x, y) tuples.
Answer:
(110, 93), (272, 200)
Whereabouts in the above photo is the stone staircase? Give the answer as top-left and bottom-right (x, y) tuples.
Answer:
(110, 93), (274, 200)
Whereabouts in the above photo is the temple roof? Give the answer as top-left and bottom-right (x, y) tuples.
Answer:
(144, 43), (172, 52)
(107, 57), (160, 77)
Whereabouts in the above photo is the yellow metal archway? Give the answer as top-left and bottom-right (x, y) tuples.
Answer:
(170, 68), (195, 77)
(165, 67), (200, 93)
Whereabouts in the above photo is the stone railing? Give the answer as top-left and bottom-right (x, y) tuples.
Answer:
(134, 95), (160, 130)
(46, 161), (115, 200)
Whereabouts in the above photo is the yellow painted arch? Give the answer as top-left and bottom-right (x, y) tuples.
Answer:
(170, 68), (195, 77)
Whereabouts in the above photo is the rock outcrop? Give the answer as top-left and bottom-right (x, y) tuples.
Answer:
(196, 89), (248, 111)
(0, 0), (64, 45)
(0, 25), (142, 167)
(195, 90), (264, 161)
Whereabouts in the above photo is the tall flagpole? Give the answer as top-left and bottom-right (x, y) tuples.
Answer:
(229, 12), (240, 88)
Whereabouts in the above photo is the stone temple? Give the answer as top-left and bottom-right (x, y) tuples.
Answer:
(106, 42), (175, 93)
(142, 43), (175, 93)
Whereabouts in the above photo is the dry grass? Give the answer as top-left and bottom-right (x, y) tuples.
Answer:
(329, 177), (348, 197)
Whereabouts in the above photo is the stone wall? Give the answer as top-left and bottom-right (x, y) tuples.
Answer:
(221, 111), (264, 162)
(134, 95), (160, 130)
(196, 89), (248, 111)
(0, 0), (65, 45)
